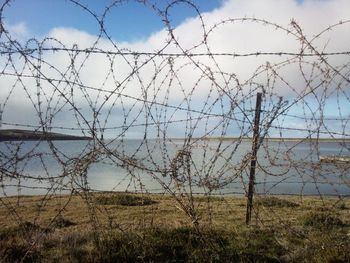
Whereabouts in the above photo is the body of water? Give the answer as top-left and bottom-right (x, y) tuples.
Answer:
(0, 139), (349, 196)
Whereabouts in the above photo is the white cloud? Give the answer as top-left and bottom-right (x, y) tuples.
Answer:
(1, 0), (349, 138)
(4, 22), (29, 39)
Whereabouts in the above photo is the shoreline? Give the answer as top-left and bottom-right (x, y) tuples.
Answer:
(1, 191), (349, 199)
(1, 129), (349, 143)
(171, 137), (350, 143)
(0, 129), (92, 141)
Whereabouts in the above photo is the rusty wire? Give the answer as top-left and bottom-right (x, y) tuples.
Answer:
(0, 0), (349, 260)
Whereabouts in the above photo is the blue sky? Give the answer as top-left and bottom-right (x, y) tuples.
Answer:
(1, 0), (349, 139)
(3, 0), (223, 41)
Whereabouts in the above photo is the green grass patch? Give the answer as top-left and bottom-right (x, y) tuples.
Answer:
(240, 228), (286, 258)
(1, 223), (349, 263)
(94, 227), (285, 263)
(194, 195), (225, 202)
(95, 227), (230, 262)
(288, 231), (350, 263)
(255, 196), (299, 208)
(0, 239), (43, 263)
(301, 212), (345, 229)
(95, 193), (156, 206)
(51, 215), (76, 228)
(335, 202), (348, 210)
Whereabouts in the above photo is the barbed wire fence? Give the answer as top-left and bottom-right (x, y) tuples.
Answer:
(0, 0), (349, 261)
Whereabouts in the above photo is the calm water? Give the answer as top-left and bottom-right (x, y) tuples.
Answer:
(0, 139), (349, 196)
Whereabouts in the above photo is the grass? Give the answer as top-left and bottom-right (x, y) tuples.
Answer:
(255, 196), (299, 208)
(0, 225), (286, 262)
(301, 211), (345, 228)
(51, 215), (77, 228)
(0, 194), (349, 262)
(95, 192), (157, 206)
(194, 195), (225, 202)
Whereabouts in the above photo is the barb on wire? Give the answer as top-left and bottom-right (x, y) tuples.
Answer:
(0, 0), (349, 261)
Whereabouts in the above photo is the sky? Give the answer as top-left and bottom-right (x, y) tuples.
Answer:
(1, 0), (350, 139)
(3, 0), (223, 41)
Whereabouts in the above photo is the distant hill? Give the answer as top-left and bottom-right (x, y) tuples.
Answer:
(0, 129), (92, 141)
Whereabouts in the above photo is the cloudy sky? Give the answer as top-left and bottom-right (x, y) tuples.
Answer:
(1, 0), (349, 139)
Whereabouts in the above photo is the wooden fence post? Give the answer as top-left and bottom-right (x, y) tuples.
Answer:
(246, 92), (262, 225)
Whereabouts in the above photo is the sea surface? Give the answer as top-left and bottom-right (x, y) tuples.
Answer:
(0, 139), (349, 197)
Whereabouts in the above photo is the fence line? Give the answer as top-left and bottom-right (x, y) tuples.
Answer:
(0, 0), (349, 261)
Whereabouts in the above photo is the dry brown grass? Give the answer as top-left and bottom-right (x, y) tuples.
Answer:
(0, 193), (349, 262)
(1, 193), (349, 230)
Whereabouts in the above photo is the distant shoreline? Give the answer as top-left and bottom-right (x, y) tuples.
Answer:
(1, 129), (348, 143)
(170, 137), (350, 143)
(0, 129), (92, 141)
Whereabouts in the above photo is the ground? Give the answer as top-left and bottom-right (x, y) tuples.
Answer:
(0, 193), (349, 262)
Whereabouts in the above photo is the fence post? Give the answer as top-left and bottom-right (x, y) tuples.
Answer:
(0, 104), (2, 129)
(246, 92), (262, 225)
